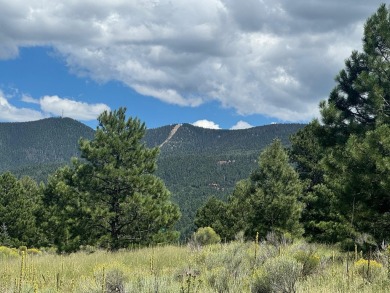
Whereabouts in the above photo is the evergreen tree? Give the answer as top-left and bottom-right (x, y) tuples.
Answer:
(40, 166), (92, 252)
(323, 125), (390, 244)
(0, 172), (42, 247)
(290, 4), (390, 245)
(194, 196), (234, 241)
(73, 108), (180, 250)
(196, 140), (304, 241)
(245, 139), (304, 238)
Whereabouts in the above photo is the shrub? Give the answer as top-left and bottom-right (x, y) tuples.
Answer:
(293, 250), (320, 277)
(19, 245), (27, 254)
(93, 263), (129, 293)
(253, 243), (278, 267)
(105, 268), (126, 293)
(0, 246), (18, 258)
(251, 256), (302, 293)
(27, 248), (42, 255)
(202, 242), (250, 292)
(191, 227), (221, 246)
(80, 245), (97, 254)
(354, 258), (383, 281)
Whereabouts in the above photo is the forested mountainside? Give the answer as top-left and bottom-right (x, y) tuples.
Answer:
(148, 123), (305, 237)
(0, 118), (304, 238)
(146, 123), (302, 156)
(0, 118), (94, 173)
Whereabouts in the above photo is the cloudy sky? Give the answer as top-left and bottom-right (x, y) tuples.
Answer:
(0, 0), (384, 129)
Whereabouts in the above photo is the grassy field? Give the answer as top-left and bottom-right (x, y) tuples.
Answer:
(0, 240), (389, 292)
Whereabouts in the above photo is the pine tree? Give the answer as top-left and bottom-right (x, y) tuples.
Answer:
(290, 4), (390, 245)
(324, 125), (390, 244)
(74, 108), (180, 250)
(246, 139), (304, 238)
(194, 196), (234, 240)
(0, 172), (42, 247)
(40, 166), (91, 252)
(195, 140), (304, 241)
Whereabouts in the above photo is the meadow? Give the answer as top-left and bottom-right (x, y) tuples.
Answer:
(1, 239), (389, 293)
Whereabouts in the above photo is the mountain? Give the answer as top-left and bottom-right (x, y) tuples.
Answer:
(146, 123), (305, 238)
(0, 118), (95, 175)
(0, 118), (305, 239)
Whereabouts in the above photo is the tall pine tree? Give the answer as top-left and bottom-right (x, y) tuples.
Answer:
(246, 139), (304, 239)
(290, 4), (390, 246)
(42, 108), (180, 251)
(76, 108), (181, 250)
(0, 173), (42, 247)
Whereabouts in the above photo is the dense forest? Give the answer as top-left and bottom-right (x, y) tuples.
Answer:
(1, 4), (390, 254)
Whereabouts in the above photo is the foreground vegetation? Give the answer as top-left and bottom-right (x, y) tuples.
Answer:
(1, 239), (389, 293)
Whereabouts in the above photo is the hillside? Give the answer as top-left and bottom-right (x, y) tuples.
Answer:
(0, 117), (94, 174)
(149, 123), (304, 237)
(156, 123), (301, 155)
(0, 118), (304, 239)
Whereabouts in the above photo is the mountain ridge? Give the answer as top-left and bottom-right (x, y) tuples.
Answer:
(0, 117), (305, 238)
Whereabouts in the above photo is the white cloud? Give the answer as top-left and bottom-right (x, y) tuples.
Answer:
(0, 91), (46, 122)
(21, 94), (40, 104)
(0, 0), (385, 121)
(0, 91), (110, 122)
(230, 120), (253, 130)
(193, 119), (220, 129)
(40, 95), (110, 120)
(132, 84), (203, 107)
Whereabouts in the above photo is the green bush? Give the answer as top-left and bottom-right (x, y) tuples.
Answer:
(27, 248), (42, 255)
(293, 250), (320, 277)
(192, 227), (221, 246)
(254, 243), (278, 267)
(19, 245), (27, 254)
(251, 256), (302, 293)
(0, 246), (18, 258)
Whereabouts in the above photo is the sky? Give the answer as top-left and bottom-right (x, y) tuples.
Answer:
(0, 1), (385, 130)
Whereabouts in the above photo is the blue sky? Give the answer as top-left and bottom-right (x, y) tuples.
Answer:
(0, 46), (275, 129)
(0, 1), (384, 130)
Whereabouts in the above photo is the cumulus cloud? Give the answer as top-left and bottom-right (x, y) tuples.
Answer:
(21, 94), (40, 104)
(39, 95), (110, 120)
(193, 119), (221, 129)
(230, 120), (253, 130)
(0, 91), (45, 122)
(1, 92), (110, 122)
(0, 0), (384, 121)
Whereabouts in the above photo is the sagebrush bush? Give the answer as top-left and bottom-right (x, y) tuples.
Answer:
(293, 249), (320, 277)
(253, 242), (278, 267)
(251, 256), (302, 293)
(200, 242), (251, 291)
(93, 262), (129, 293)
(266, 231), (293, 247)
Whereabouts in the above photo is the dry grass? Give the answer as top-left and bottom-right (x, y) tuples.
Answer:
(0, 242), (389, 292)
